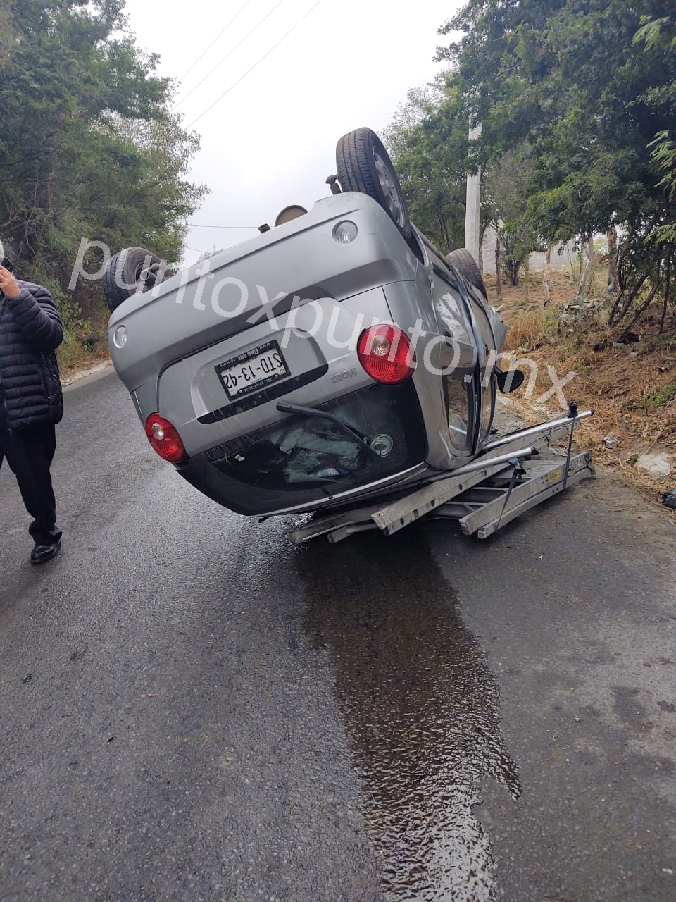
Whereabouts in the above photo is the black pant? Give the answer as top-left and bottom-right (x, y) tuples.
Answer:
(0, 414), (61, 546)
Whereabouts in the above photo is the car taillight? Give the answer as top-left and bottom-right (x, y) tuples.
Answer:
(145, 413), (188, 465)
(357, 324), (415, 384)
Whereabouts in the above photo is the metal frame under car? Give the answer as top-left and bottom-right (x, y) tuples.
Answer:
(284, 406), (595, 544)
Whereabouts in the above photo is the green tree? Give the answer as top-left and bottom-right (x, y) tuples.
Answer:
(0, 0), (206, 336)
(437, 0), (676, 328)
(384, 77), (470, 253)
(483, 147), (543, 286)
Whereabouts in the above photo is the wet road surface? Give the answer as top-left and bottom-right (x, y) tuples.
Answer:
(1, 369), (675, 901)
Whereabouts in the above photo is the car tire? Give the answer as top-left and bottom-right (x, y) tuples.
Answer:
(336, 128), (412, 240)
(103, 246), (165, 312)
(446, 248), (487, 298)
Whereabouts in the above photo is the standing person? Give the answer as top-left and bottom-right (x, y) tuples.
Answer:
(0, 241), (64, 564)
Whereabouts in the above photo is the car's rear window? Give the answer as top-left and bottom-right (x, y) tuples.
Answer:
(201, 382), (427, 514)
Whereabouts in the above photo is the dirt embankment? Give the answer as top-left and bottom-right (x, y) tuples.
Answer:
(485, 269), (676, 520)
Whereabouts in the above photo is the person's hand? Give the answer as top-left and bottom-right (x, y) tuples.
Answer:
(0, 265), (20, 299)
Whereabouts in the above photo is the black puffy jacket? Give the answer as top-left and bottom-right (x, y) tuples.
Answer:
(0, 281), (64, 429)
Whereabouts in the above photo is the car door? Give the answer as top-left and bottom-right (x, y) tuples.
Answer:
(428, 264), (480, 456)
(467, 293), (498, 445)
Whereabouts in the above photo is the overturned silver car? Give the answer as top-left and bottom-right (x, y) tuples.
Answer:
(106, 128), (525, 518)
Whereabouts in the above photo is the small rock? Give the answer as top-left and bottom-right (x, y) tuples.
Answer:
(637, 452), (672, 478)
(604, 435), (618, 449)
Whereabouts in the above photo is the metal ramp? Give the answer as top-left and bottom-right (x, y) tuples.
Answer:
(288, 410), (594, 545)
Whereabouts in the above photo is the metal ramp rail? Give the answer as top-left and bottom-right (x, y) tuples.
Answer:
(288, 409), (594, 545)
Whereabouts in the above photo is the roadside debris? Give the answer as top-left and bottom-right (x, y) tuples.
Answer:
(658, 489), (676, 510)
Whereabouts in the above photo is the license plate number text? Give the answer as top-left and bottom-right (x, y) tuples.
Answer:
(215, 341), (290, 401)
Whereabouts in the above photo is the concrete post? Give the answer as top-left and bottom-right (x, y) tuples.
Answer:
(465, 122), (482, 267)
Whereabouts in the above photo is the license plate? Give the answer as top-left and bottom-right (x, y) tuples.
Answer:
(215, 340), (290, 401)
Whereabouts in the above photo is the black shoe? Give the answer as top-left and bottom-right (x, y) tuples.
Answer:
(30, 540), (61, 565)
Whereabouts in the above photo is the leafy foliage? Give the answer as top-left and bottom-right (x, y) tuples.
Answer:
(384, 78), (469, 253)
(0, 0), (207, 349)
(483, 147), (544, 285)
(439, 1), (674, 228)
(416, 1), (675, 327)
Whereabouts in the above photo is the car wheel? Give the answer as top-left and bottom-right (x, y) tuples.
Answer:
(103, 246), (165, 312)
(446, 248), (487, 298)
(336, 128), (412, 240)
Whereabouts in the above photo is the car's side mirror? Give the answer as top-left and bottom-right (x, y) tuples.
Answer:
(495, 367), (525, 393)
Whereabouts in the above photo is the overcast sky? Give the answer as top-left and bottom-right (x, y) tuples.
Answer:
(122, 0), (461, 266)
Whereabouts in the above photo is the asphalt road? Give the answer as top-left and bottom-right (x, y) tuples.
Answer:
(1, 369), (675, 902)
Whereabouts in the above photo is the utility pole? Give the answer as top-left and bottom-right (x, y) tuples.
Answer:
(465, 122), (482, 267)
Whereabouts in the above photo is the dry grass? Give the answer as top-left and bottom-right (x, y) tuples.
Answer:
(485, 269), (676, 518)
(503, 308), (547, 352)
(58, 345), (110, 383)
